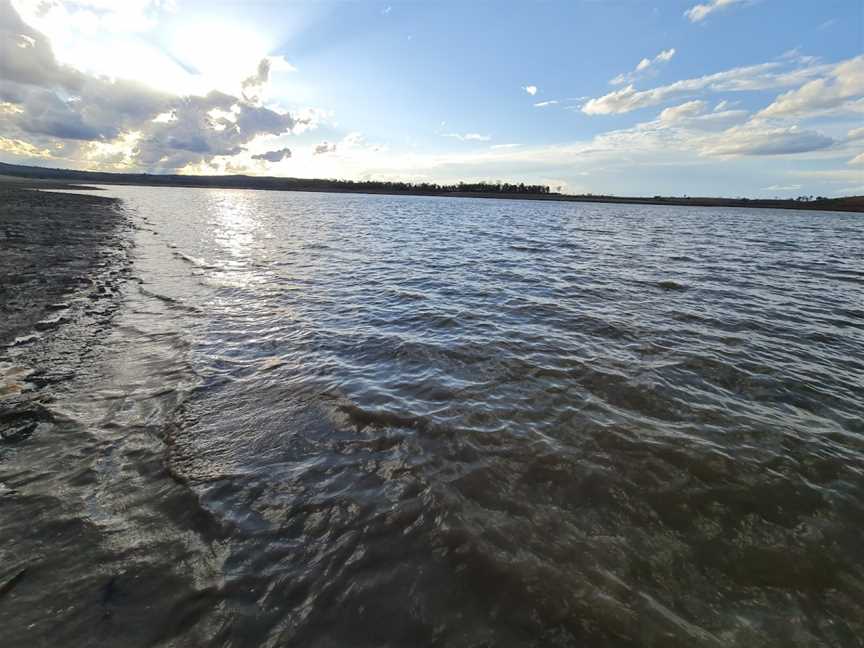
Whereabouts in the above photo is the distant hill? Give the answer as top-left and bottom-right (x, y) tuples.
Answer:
(1, 161), (861, 213)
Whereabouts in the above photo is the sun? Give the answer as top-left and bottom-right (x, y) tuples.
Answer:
(167, 21), (272, 96)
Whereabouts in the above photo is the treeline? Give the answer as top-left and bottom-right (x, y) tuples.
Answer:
(0, 162), (552, 195)
(3, 162), (860, 211)
(324, 180), (552, 194)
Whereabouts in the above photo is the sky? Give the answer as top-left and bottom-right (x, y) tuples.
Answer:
(1, 0), (862, 197)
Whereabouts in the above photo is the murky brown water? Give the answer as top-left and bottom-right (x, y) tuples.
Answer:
(2, 186), (863, 647)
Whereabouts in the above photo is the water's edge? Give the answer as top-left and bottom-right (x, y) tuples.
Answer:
(1, 189), (225, 646)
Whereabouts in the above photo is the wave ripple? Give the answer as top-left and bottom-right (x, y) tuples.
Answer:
(17, 187), (864, 647)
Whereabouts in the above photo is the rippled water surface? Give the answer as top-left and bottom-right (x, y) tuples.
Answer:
(4, 186), (864, 647)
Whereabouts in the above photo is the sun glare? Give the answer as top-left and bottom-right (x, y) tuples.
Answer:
(168, 22), (272, 95)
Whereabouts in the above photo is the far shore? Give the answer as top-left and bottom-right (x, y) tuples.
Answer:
(1, 164), (861, 213)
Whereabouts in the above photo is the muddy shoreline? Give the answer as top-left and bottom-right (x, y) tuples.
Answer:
(0, 188), (127, 349)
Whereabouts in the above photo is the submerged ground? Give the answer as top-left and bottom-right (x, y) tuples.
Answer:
(1, 186), (863, 647)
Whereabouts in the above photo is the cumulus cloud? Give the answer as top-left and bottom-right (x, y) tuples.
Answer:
(592, 100), (831, 159)
(108, 90), (297, 170)
(611, 48), (676, 85)
(703, 124), (834, 156)
(0, 1), (173, 140)
(684, 0), (749, 23)
(241, 58), (271, 102)
(652, 100), (748, 132)
(241, 56), (296, 103)
(0, 134), (50, 157)
(583, 58), (831, 115)
(686, 109), (750, 130)
(758, 55), (864, 119)
(252, 147), (292, 162)
(0, 0), (310, 171)
(0, 0), (63, 87)
(523, 85), (538, 96)
(582, 84), (649, 115)
(314, 141), (337, 155)
(659, 99), (707, 122)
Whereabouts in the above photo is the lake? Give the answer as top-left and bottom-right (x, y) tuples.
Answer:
(2, 186), (863, 647)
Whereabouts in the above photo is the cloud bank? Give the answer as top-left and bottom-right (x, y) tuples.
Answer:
(583, 57), (832, 115)
(0, 0), (308, 172)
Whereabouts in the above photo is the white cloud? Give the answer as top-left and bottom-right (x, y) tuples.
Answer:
(759, 55), (864, 119)
(849, 153), (864, 166)
(314, 141), (337, 155)
(13, 0), (174, 34)
(846, 127), (864, 142)
(523, 85), (538, 96)
(646, 101), (750, 132)
(603, 102), (833, 158)
(584, 57), (832, 115)
(611, 48), (676, 85)
(1, 0), (858, 198)
(241, 58), (271, 103)
(684, 0), (749, 23)
(659, 99), (707, 122)
(779, 48), (818, 66)
(341, 132), (365, 147)
(688, 109), (750, 130)
(762, 184), (802, 191)
(0, 1), (313, 171)
(237, 54), (298, 104)
(267, 55), (297, 73)
(12, 0), (273, 97)
(443, 132), (492, 142)
(702, 124), (834, 156)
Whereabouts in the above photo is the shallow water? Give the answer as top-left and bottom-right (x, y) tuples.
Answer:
(3, 186), (864, 646)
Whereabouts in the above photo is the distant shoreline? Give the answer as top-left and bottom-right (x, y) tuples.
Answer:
(1, 162), (861, 213)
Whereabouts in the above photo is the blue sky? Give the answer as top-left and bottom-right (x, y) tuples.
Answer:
(1, 0), (862, 196)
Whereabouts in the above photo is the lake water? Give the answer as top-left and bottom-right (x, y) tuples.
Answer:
(3, 186), (863, 646)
